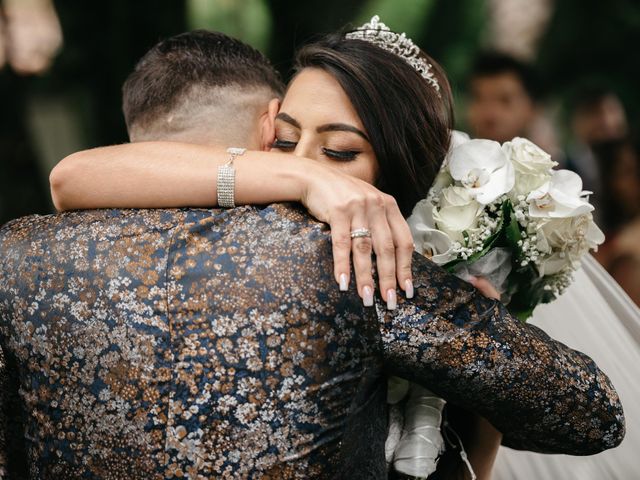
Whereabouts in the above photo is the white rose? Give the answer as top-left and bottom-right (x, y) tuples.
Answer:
(432, 187), (483, 243)
(448, 139), (515, 204)
(503, 138), (557, 197)
(535, 214), (605, 276)
(537, 252), (573, 276)
(407, 199), (455, 265)
(503, 137), (557, 175)
(527, 169), (594, 218)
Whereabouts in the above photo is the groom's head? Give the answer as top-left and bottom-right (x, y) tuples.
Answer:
(123, 30), (284, 149)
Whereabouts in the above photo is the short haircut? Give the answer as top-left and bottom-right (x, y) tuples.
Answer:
(122, 30), (285, 144)
(469, 51), (540, 100)
(570, 84), (620, 114)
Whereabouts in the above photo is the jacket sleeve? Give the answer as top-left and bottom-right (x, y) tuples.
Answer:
(0, 223), (29, 479)
(0, 346), (7, 479)
(378, 253), (625, 455)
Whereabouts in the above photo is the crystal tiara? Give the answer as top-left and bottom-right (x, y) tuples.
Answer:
(345, 15), (441, 95)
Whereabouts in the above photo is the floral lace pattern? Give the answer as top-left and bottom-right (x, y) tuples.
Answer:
(0, 205), (625, 479)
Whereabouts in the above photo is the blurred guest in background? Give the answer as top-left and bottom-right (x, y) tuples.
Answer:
(565, 86), (629, 221)
(592, 138), (640, 306)
(0, 0), (62, 226)
(466, 51), (538, 143)
(465, 50), (563, 161)
(0, 0), (62, 75)
(0, 9), (5, 68)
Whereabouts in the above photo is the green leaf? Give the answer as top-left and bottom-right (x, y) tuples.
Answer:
(511, 308), (535, 322)
(503, 201), (522, 248)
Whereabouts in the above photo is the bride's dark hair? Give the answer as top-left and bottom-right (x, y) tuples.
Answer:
(294, 32), (454, 217)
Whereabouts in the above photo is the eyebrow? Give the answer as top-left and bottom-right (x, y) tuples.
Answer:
(317, 123), (369, 142)
(275, 112), (301, 129)
(276, 112), (370, 143)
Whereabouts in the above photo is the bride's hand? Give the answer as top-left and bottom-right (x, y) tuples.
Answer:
(301, 166), (414, 309)
(469, 276), (501, 300)
(50, 143), (415, 307)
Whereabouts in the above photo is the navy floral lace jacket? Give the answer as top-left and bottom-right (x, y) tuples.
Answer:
(0, 205), (624, 479)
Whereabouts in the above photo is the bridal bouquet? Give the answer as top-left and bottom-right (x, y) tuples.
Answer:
(385, 134), (604, 480)
(408, 133), (604, 320)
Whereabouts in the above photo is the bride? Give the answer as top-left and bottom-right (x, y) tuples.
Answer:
(49, 19), (630, 479)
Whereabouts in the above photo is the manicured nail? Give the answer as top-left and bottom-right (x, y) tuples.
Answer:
(363, 286), (374, 307)
(339, 273), (349, 291)
(387, 289), (397, 310)
(404, 279), (414, 299)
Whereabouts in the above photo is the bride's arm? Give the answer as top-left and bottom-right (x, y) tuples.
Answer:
(50, 142), (415, 305)
(50, 142), (318, 211)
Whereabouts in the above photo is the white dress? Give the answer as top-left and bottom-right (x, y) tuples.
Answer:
(494, 254), (640, 479)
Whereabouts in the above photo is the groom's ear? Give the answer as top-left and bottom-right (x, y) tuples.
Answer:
(259, 98), (280, 152)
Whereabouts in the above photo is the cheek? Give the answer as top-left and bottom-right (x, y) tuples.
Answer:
(342, 155), (377, 184)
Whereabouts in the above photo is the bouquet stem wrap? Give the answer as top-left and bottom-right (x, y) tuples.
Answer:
(387, 381), (446, 478)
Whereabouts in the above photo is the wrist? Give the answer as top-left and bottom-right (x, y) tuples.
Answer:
(274, 155), (318, 203)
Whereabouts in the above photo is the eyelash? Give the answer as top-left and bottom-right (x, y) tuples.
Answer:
(272, 139), (360, 162)
(321, 147), (360, 161)
(271, 139), (297, 150)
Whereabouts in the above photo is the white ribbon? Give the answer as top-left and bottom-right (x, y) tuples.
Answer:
(388, 383), (446, 477)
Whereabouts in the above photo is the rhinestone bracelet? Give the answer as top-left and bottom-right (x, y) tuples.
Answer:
(217, 147), (246, 208)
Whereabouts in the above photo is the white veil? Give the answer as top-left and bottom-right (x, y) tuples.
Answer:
(494, 254), (640, 479)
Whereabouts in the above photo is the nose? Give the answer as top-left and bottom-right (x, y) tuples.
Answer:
(293, 134), (318, 160)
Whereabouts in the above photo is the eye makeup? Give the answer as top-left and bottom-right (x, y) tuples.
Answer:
(271, 138), (297, 150)
(321, 147), (360, 161)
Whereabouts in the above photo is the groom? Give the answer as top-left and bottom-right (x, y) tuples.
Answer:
(0, 31), (624, 479)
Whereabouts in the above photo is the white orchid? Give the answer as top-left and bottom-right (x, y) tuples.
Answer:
(439, 130), (472, 169)
(448, 139), (515, 204)
(407, 199), (455, 265)
(527, 169), (594, 218)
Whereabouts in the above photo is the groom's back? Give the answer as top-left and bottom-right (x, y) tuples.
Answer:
(0, 205), (384, 479)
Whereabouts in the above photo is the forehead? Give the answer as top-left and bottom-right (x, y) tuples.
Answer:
(281, 68), (364, 129)
(471, 72), (527, 96)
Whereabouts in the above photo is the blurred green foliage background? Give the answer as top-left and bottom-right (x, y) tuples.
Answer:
(1, 0), (639, 224)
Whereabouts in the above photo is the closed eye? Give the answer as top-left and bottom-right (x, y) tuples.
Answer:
(271, 139), (297, 150)
(322, 147), (360, 161)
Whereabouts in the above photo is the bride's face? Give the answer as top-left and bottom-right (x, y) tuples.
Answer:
(271, 67), (378, 184)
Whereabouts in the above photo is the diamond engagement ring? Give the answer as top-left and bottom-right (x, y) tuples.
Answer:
(350, 228), (372, 239)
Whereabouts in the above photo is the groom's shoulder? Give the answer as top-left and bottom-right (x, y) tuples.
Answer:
(243, 202), (329, 236)
(0, 204), (330, 253)
(0, 209), (187, 243)
(178, 202), (332, 257)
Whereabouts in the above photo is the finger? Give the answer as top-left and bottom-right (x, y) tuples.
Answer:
(368, 202), (398, 309)
(329, 211), (352, 291)
(350, 217), (374, 307)
(385, 197), (415, 298)
(470, 276), (501, 300)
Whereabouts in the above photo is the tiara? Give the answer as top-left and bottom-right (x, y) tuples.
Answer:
(345, 15), (441, 95)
